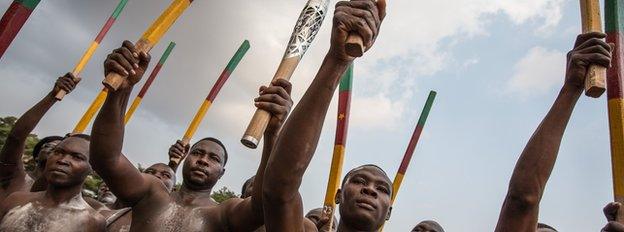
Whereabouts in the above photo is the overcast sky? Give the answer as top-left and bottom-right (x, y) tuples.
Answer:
(0, 0), (615, 230)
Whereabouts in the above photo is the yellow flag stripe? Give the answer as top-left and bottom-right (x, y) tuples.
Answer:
(141, 0), (190, 45)
(73, 90), (108, 133)
(73, 41), (99, 75)
(183, 100), (212, 141)
(608, 98), (624, 198)
(324, 145), (346, 205)
(124, 96), (142, 124)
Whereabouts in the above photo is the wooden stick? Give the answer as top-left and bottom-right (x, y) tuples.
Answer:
(55, 0), (129, 100)
(344, 0), (386, 57)
(381, 91), (436, 231)
(321, 64), (353, 229)
(124, 41), (176, 124)
(581, 0), (607, 98)
(72, 88), (108, 133)
(241, 0), (330, 149)
(0, 0), (41, 60)
(170, 40), (250, 166)
(605, 0), (624, 222)
(102, 0), (193, 91)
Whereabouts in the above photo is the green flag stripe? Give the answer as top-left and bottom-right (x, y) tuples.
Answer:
(225, 40), (250, 71)
(158, 42), (176, 64)
(417, 91), (437, 126)
(111, 0), (129, 19)
(339, 64), (353, 92)
(16, 0), (40, 10)
(606, 0), (624, 33)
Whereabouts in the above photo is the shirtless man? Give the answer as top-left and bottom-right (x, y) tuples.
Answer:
(104, 163), (176, 232)
(0, 134), (105, 232)
(29, 135), (64, 191)
(0, 73), (80, 201)
(602, 202), (624, 232)
(494, 32), (612, 232)
(90, 40), (293, 231)
(241, 175), (255, 199)
(412, 220), (444, 232)
(305, 208), (337, 232)
(261, 0), (387, 230)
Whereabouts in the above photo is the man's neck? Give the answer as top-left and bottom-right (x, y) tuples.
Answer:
(175, 183), (215, 206)
(337, 220), (378, 232)
(44, 183), (85, 206)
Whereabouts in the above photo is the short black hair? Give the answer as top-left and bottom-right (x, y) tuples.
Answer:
(241, 175), (255, 195)
(194, 137), (228, 166)
(32, 136), (63, 159)
(537, 223), (557, 231)
(66, 133), (91, 141)
(341, 164), (391, 189)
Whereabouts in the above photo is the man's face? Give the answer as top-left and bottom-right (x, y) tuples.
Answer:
(412, 221), (443, 232)
(144, 163), (175, 192)
(241, 177), (254, 198)
(305, 208), (337, 232)
(338, 166), (392, 231)
(97, 183), (116, 204)
(181, 140), (225, 190)
(37, 140), (61, 169)
(43, 137), (90, 187)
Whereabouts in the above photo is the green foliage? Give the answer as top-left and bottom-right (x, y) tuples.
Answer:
(0, 116), (39, 172)
(83, 173), (104, 195)
(211, 186), (239, 203)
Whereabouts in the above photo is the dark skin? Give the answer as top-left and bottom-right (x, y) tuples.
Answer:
(90, 41), (292, 231)
(30, 139), (62, 192)
(603, 202), (624, 232)
(0, 73), (80, 201)
(168, 140), (190, 172)
(262, 0), (386, 231)
(306, 208), (337, 232)
(412, 220), (444, 232)
(494, 32), (613, 232)
(334, 167), (392, 231)
(0, 137), (105, 231)
(104, 163), (176, 232)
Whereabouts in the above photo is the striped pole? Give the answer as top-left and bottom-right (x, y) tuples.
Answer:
(55, 0), (129, 100)
(72, 88), (108, 133)
(580, 0), (607, 97)
(0, 0), (41, 59)
(170, 40), (250, 166)
(103, 0), (194, 91)
(606, 0), (624, 222)
(321, 64), (353, 229)
(124, 41), (176, 124)
(381, 91), (436, 231)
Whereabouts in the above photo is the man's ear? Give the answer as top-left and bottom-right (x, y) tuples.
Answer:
(385, 206), (392, 221)
(334, 189), (342, 205)
(219, 168), (226, 178)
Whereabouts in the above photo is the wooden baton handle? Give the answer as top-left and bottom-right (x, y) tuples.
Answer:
(241, 57), (300, 148)
(55, 89), (68, 100)
(169, 138), (191, 169)
(103, 39), (153, 90)
(580, 0), (607, 98)
(345, 33), (365, 58)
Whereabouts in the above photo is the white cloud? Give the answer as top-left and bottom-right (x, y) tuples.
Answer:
(507, 46), (566, 96)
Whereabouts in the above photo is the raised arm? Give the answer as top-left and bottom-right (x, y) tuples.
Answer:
(263, 1), (386, 230)
(495, 32), (612, 232)
(0, 74), (79, 184)
(91, 41), (154, 205)
(225, 79), (293, 231)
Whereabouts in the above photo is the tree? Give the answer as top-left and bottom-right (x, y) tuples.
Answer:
(0, 116), (39, 172)
(211, 186), (238, 203)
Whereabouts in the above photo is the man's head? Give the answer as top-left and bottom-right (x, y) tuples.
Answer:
(144, 163), (176, 192)
(241, 176), (255, 198)
(537, 223), (558, 232)
(412, 220), (445, 232)
(33, 135), (63, 170)
(305, 208), (338, 232)
(181, 137), (227, 190)
(336, 165), (393, 231)
(43, 134), (91, 187)
(97, 182), (116, 204)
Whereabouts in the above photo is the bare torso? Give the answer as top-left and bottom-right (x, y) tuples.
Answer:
(0, 173), (33, 202)
(0, 191), (104, 232)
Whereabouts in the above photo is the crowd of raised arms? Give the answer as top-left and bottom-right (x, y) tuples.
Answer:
(0, 0), (622, 231)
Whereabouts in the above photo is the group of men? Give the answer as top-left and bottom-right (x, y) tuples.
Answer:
(0, 0), (622, 231)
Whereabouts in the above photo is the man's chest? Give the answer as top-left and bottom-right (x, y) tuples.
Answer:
(0, 203), (91, 232)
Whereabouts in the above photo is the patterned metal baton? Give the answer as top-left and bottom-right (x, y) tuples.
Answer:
(241, 0), (330, 148)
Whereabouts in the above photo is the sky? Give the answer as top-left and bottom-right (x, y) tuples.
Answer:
(0, 0), (616, 231)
